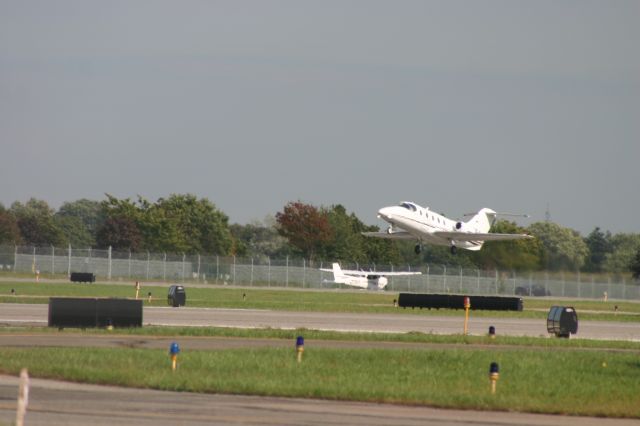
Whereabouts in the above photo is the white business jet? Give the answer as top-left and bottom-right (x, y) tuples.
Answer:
(362, 201), (532, 255)
(320, 263), (421, 290)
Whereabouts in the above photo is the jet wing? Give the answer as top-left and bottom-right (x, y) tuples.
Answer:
(361, 231), (415, 240)
(433, 231), (534, 242)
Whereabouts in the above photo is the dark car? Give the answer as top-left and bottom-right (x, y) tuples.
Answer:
(515, 285), (551, 297)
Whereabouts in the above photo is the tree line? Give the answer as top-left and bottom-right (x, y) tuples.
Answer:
(1, 195), (639, 278)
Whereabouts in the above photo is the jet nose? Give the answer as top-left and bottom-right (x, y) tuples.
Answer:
(377, 207), (394, 220)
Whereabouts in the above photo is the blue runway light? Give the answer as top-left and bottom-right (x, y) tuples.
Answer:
(489, 362), (500, 394)
(296, 336), (304, 363)
(170, 342), (180, 355)
(169, 342), (180, 371)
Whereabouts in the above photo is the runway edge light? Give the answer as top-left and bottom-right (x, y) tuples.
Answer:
(488, 326), (496, 339)
(296, 336), (304, 363)
(463, 296), (471, 335)
(169, 342), (180, 371)
(489, 362), (499, 394)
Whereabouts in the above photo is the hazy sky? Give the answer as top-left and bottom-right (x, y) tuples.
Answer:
(1, 1), (638, 234)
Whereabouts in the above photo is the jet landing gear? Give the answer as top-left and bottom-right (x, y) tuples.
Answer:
(450, 245), (458, 255)
(414, 243), (422, 255)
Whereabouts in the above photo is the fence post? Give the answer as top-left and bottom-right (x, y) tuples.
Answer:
(443, 265), (447, 292)
(67, 244), (71, 277)
(459, 267), (463, 293)
(146, 251), (150, 280)
(545, 271), (549, 295)
(51, 245), (55, 277)
(408, 264), (411, 292)
(181, 253), (186, 281)
(216, 255), (219, 284)
(477, 269), (480, 293)
(426, 264), (430, 292)
(286, 256), (289, 288)
(250, 257), (254, 286)
(14, 245), (18, 273)
(577, 270), (581, 298)
(197, 254), (201, 282)
(233, 255), (236, 285)
(495, 269), (498, 295)
(32, 246), (36, 273)
(268, 257), (271, 287)
(164, 253), (169, 281)
(390, 264), (394, 291)
(107, 246), (112, 281)
(128, 250), (132, 278)
(303, 258), (306, 288)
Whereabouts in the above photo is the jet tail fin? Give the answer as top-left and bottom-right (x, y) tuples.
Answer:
(464, 208), (497, 233)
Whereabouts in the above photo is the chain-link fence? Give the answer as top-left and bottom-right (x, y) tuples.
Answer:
(0, 245), (638, 301)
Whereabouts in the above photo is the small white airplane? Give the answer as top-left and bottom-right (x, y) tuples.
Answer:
(320, 263), (421, 290)
(363, 201), (532, 255)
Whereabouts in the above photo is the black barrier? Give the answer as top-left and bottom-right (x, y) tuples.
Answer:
(70, 272), (96, 283)
(48, 298), (143, 328)
(398, 293), (523, 311)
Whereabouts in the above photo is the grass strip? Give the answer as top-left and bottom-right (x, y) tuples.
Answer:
(3, 325), (640, 351)
(1, 346), (638, 418)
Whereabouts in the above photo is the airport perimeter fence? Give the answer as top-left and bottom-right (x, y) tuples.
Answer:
(0, 244), (638, 301)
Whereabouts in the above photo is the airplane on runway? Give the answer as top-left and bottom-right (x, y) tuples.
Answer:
(362, 201), (532, 255)
(320, 263), (421, 290)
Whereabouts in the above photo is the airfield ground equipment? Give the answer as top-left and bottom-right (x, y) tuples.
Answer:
(546, 306), (578, 338)
(167, 285), (186, 307)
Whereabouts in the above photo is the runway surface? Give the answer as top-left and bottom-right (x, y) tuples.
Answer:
(0, 375), (637, 426)
(1, 303), (639, 340)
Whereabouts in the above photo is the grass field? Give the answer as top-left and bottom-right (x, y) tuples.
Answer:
(0, 280), (638, 322)
(1, 345), (638, 418)
(4, 325), (640, 351)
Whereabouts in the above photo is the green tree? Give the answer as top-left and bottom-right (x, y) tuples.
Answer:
(602, 233), (640, 274)
(96, 195), (144, 250)
(97, 194), (233, 255)
(275, 201), (333, 261)
(0, 204), (22, 245)
(583, 227), (613, 273)
(10, 199), (65, 246)
(527, 222), (588, 271)
(56, 199), (105, 246)
(230, 216), (291, 259)
(154, 194), (233, 255)
(54, 215), (95, 247)
(321, 205), (401, 265)
(631, 248), (640, 280)
(96, 215), (143, 251)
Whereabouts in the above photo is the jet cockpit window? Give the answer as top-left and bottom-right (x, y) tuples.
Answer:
(400, 202), (417, 211)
